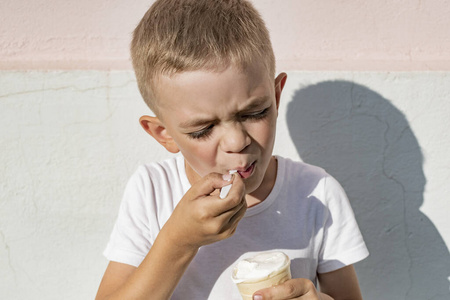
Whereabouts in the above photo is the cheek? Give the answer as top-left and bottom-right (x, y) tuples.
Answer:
(250, 120), (276, 147)
(183, 141), (218, 169)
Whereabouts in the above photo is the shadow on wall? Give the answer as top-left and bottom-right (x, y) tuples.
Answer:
(286, 81), (450, 300)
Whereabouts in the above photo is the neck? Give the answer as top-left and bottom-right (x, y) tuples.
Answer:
(185, 162), (202, 186)
(246, 156), (277, 207)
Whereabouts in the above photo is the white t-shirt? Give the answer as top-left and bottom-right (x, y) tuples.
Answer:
(104, 155), (369, 299)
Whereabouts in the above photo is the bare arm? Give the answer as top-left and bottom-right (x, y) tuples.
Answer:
(95, 262), (135, 299)
(318, 265), (363, 300)
(95, 233), (198, 300)
(96, 173), (247, 300)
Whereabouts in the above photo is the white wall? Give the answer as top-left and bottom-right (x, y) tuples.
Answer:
(1, 70), (449, 299)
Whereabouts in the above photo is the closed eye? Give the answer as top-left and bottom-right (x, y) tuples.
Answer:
(241, 107), (270, 121)
(187, 124), (214, 140)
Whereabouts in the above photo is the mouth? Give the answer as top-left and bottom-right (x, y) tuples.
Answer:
(235, 161), (256, 179)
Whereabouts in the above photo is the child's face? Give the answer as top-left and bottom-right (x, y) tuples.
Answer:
(150, 62), (285, 196)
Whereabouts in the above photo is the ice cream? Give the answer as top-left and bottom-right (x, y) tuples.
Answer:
(232, 251), (291, 300)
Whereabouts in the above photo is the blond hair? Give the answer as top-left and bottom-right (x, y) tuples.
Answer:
(131, 0), (275, 114)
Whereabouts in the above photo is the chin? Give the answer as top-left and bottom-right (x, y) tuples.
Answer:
(243, 175), (263, 194)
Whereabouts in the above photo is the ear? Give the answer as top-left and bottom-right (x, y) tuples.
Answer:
(139, 115), (180, 153)
(274, 72), (287, 110)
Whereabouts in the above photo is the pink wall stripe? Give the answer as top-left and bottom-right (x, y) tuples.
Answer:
(1, 0), (449, 71)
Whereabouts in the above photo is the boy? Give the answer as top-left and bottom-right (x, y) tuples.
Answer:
(96, 0), (369, 299)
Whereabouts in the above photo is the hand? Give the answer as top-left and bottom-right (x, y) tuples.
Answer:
(162, 172), (247, 250)
(253, 278), (324, 300)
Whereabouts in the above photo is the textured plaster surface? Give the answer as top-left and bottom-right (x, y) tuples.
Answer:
(1, 71), (449, 299)
(1, 0), (450, 70)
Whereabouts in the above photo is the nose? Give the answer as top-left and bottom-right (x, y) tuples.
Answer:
(220, 122), (251, 153)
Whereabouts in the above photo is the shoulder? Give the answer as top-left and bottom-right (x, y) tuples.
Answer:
(134, 155), (182, 178)
(277, 156), (329, 192)
(279, 156), (328, 178)
(117, 155), (186, 223)
(122, 155), (186, 206)
(129, 155), (184, 188)
(277, 156), (346, 205)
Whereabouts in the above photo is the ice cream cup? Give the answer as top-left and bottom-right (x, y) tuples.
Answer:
(232, 251), (291, 300)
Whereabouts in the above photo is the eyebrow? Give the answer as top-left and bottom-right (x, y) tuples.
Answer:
(240, 96), (270, 112)
(179, 96), (270, 129)
(179, 117), (217, 129)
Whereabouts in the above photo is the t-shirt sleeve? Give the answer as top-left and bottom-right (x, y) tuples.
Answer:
(317, 175), (369, 273)
(103, 167), (155, 267)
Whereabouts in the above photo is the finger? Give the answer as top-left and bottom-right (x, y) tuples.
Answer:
(195, 173), (244, 216)
(210, 196), (245, 229)
(188, 172), (235, 198)
(253, 278), (318, 300)
(218, 197), (247, 235)
(212, 174), (246, 214)
(222, 173), (245, 200)
(218, 193), (246, 224)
